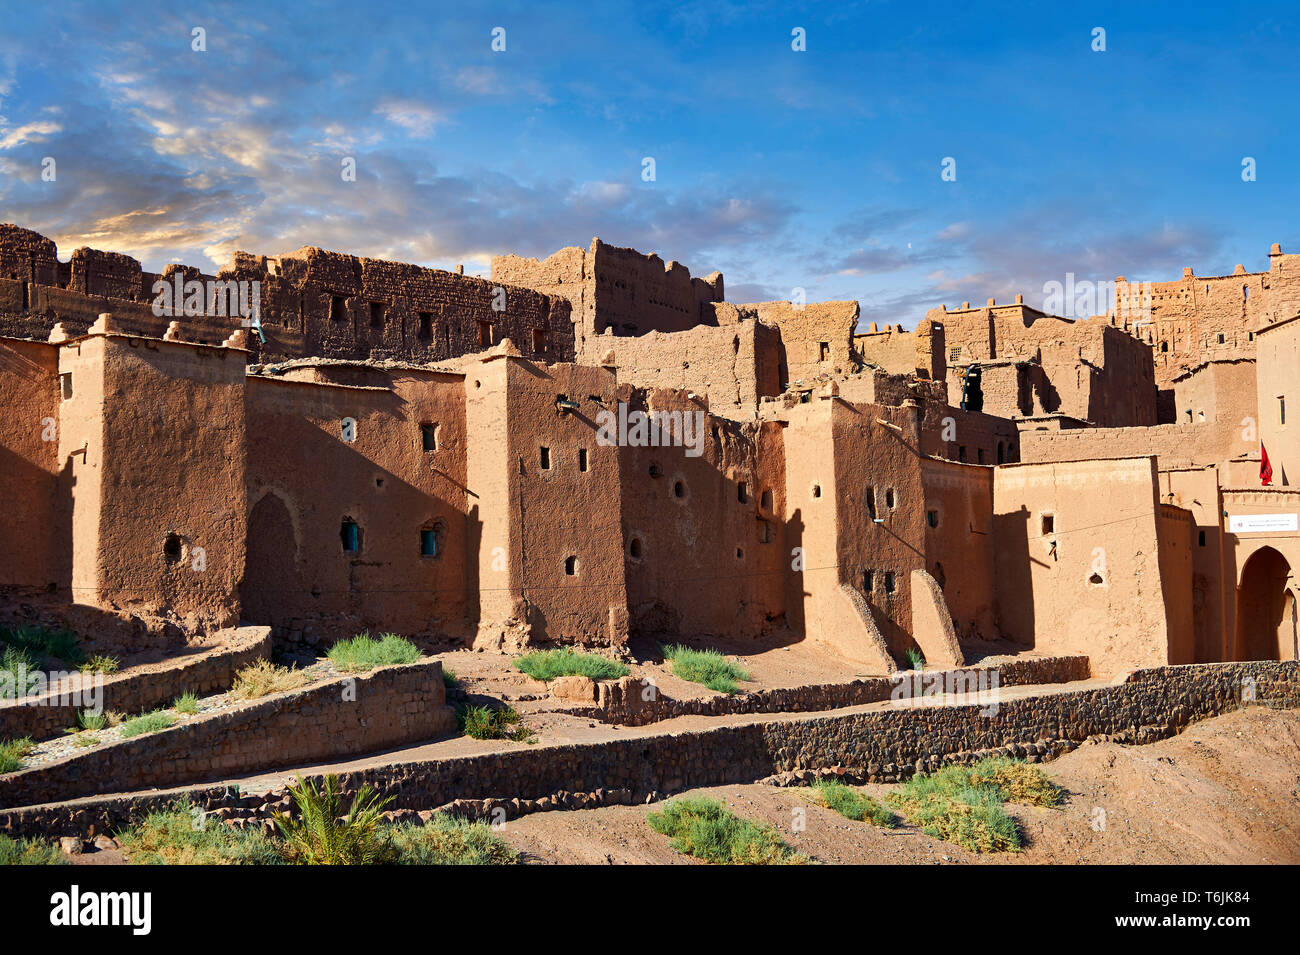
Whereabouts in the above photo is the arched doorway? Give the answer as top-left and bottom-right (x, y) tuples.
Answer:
(240, 492), (302, 629)
(1234, 547), (1296, 661)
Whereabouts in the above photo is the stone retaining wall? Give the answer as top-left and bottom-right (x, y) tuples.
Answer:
(0, 626), (272, 742)
(575, 654), (1090, 726)
(1, 660), (1294, 839)
(0, 659), (454, 810)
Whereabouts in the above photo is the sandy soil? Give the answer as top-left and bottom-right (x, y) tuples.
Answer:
(499, 706), (1300, 865)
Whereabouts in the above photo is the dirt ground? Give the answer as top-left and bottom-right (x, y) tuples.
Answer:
(499, 706), (1300, 865)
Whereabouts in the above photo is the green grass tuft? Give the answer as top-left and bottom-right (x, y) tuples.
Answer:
(173, 692), (200, 715)
(389, 815), (521, 865)
(0, 833), (68, 865)
(118, 803), (284, 865)
(0, 625), (84, 666)
(327, 633), (421, 672)
(904, 647), (926, 671)
(442, 667), (459, 689)
(513, 648), (629, 682)
(79, 654), (120, 675)
(647, 797), (811, 865)
(810, 779), (897, 826)
(456, 704), (534, 742)
(660, 644), (751, 694)
(884, 758), (1059, 853)
(119, 710), (176, 739)
(0, 737), (34, 774)
(74, 709), (108, 731)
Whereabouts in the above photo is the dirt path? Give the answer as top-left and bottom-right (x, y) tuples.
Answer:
(499, 706), (1300, 864)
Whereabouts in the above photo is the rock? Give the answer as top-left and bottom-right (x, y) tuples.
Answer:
(59, 836), (84, 856)
(92, 835), (118, 851)
(551, 674), (597, 703)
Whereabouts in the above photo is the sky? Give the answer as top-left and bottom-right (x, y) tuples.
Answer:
(0, 0), (1296, 328)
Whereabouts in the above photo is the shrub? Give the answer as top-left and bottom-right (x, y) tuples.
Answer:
(0, 625), (84, 666)
(173, 692), (200, 715)
(514, 648), (629, 682)
(904, 647), (925, 671)
(389, 815), (520, 865)
(660, 644), (751, 694)
(230, 659), (311, 699)
(79, 654), (120, 675)
(73, 709), (108, 732)
(0, 737), (34, 774)
(647, 797), (811, 865)
(118, 803), (283, 865)
(883, 757), (1058, 853)
(119, 710), (176, 739)
(810, 779), (897, 826)
(104, 710), (125, 728)
(273, 775), (393, 865)
(0, 834), (67, 865)
(456, 704), (534, 743)
(0, 646), (39, 698)
(442, 667), (459, 689)
(326, 633), (421, 672)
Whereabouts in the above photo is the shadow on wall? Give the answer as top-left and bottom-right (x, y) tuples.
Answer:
(1235, 546), (1296, 661)
(991, 505), (1037, 650)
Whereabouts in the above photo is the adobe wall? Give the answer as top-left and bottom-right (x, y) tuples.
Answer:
(243, 364), (470, 645)
(54, 331), (247, 630)
(1158, 467), (1231, 663)
(992, 457), (1174, 675)
(618, 389), (787, 639)
(467, 358), (628, 648)
(0, 659), (454, 809)
(1221, 487), (1300, 662)
(741, 300), (860, 388)
(1157, 504), (1197, 664)
(920, 457), (996, 640)
(1255, 314), (1300, 487)
(918, 400), (1019, 465)
(854, 321), (941, 379)
(1172, 358), (1257, 426)
(595, 320), (782, 417)
(1018, 418), (1249, 470)
(0, 337), (63, 598)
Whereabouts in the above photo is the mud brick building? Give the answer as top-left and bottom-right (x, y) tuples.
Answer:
(2, 223), (1297, 676)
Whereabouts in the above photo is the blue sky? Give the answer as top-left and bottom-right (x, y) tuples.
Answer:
(0, 0), (1296, 327)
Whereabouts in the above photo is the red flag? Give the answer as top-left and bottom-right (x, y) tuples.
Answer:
(1261, 443), (1273, 486)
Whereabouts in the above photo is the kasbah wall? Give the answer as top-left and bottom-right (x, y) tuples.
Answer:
(1, 221), (1298, 679)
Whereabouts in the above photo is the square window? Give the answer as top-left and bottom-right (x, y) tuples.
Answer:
(1041, 514), (1055, 535)
(420, 528), (438, 557)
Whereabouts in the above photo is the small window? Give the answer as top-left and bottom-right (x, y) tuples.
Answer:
(1217, 333), (1225, 344)
(864, 570), (874, 592)
(420, 527), (440, 557)
(958, 446), (967, 462)
(1198, 530), (1206, 547)
(738, 481), (749, 503)
(629, 537), (643, 560)
(533, 328), (548, 354)
(330, 296), (346, 322)
(163, 533), (183, 564)
(564, 555), (578, 576)
(1088, 572), (1104, 585)
(649, 463), (662, 478)
(1280, 396), (1287, 426)
(421, 423), (438, 452)
(819, 341), (830, 361)
(997, 442), (1005, 464)
(758, 520), (772, 543)
(60, 373), (73, 400)
(883, 571), (896, 594)
(885, 488), (895, 508)
(341, 519), (360, 553)
(673, 480), (685, 499)
(949, 346), (962, 362)
(478, 321), (493, 347)
(927, 510), (939, 528)
(811, 484), (822, 499)
(369, 302), (385, 329)
(866, 486), (877, 520)
(578, 448), (589, 472)
(736, 547), (744, 560)
(1041, 514), (1055, 535)
(760, 489), (773, 512)
(539, 447), (551, 470)
(418, 312), (433, 340)
(977, 449), (985, 464)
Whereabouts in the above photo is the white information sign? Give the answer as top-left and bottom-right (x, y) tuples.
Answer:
(1228, 513), (1299, 534)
